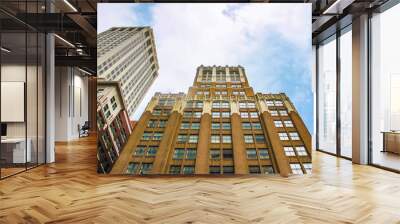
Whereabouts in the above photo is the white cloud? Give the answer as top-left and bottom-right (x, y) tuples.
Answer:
(97, 3), (139, 33)
(98, 4), (311, 120)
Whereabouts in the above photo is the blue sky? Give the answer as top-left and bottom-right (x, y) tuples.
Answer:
(98, 3), (314, 132)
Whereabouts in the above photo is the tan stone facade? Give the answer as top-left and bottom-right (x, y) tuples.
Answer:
(110, 65), (312, 176)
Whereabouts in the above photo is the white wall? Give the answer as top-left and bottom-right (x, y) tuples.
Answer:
(54, 67), (89, 141)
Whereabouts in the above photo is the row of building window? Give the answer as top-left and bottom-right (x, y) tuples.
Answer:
(196, 91), (246, 96)
(199, 84), (242, 88)
(126, 163), (279, 175)
(141, 131), (299, 143)
(162, 120), (289, 131)
(133, 145), (306, 159)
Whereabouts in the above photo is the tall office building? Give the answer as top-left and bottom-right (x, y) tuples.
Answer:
(97, 80), (133, 173)
(97, 27), (159, 117)
(110, 65), (311, 176)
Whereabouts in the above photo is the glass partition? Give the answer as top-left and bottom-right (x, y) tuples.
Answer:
(339, 27), (352, 158)
(0, 2), (46, 179)
(371, 3), (400, 171)
(317, 35), (337, 154)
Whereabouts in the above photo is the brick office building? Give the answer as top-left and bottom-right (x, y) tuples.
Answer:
(110, 65), (311, 176)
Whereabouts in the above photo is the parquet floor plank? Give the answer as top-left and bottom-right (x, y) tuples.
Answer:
(1, 135), (400, 223)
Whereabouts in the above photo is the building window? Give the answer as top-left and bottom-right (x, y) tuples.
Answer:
(284, 120), (293, 127)
(279, 110), (288, 116)
(126, 162), (139, 174)
(246, 149), (257, 159)
(250, 112), (258, 118)
(216, 84), (226, 88)
(193, 112), (202, 118)
(134, 146), (146, 156)
(147, 147), (158, 157)
(211, 135), (220, 143)
(289, 132), (300, 140)
(209, 166), (221, 174)
(221, 112), (230, 118)
(275, 100), (284, 106)
(223, 149), (233, 159)
(278, 132), (289, 140)
(212, 123), (220, 129)
(270, 110), (279, 116)
(159, 120), (166, 128)
(210, 149), (220, 160)
(222, 135), (232, 143)
(186, 100), (203, 108)
(186, 149), (197, 159)
(242, 122), (251, 129)
(142, 132), (152, 140)
(177, 135), (188, 143)
(252, 123), (262, 129)
(303, 163), (312, 174)
(180, 122), (190, 129)
(261, 165), (274, 174)
(191, 123), (200, 129)
(153, 132), (163, 141)
(290, 163), (303, 174)
(158, 98), (175, 106)
(231, 84), (241, 88)
(239, 101), (256, 109)
(259, 149), (269, 159)
(140, 163), (153, 174)
(244, 135), (254, 143)
(173, 149), (185, 159)
(183, 112), (191, 118)
(182, 166), (195, 174)
(274, 120), (283, 127)
(212, 101), (230, 109)
(148, 120), (156, 128)
(188, 135), (198, 143)
(295, 146), (307, 156)
(240, 112), (249, 118)
(169, 165), (181, 174)
(249, 166), (261, 174)
(284, 147), (296, 156)
(223, 166), (234, 174)
(222, 123), (231, 130)
(212, 112), (220, 118)
(255, 135), (265, 143)
(266, 100), (274, 106)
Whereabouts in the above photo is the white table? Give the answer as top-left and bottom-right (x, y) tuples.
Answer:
(1, 138), (31, 163)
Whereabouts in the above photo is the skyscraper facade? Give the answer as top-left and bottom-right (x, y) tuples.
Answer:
(97, 27), (159, 117)
(110, 65), (311, 176)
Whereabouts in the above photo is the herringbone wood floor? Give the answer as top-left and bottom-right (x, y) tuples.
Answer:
(1, 135), (400, 224)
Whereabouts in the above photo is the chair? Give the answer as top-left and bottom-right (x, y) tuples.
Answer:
(79, 121), (90, 138)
